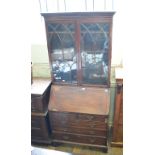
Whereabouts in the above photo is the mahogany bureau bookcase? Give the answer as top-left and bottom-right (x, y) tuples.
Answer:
(41, 12), (115, 152)
(31, 78), (52, 144)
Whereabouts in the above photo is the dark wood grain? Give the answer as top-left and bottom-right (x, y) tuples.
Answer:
(41, 12), (115, 152)
(52, 127), (107, 137)
(48, 110), (108, 149)
(31, 112), (51, 144)
(50, 111), (108, 123)
(31, 78), (52, 144)
(50, 112), (108, 130)
(48, 85), (110, 115)
(52, 131), (107, 146)
(111, 71), (123, 147)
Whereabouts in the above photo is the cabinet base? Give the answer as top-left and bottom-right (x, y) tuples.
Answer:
(51, 139), (108, 153)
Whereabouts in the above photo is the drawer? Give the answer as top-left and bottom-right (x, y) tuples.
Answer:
(32, 135), (44, 141)
(52, 120), (107, 129)
(31, 135), (50, 142)
(31, 84), (50, 112)
(31, 127), (43, 137)
(31, 95), (43, 112)
(31, 114), (51, 132)
(52, 131), (107, 145)
(53, 127), (107, 137)
(31, 116), (41, 128)
(31, 95), (49, 112)
(50, 112), (108, 129)
(31, 127), (49, 139)
(51, 112), (107, 122)
(31, 114), (51, 137)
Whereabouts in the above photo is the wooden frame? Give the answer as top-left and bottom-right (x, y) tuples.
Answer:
(41, 12), (115, 87)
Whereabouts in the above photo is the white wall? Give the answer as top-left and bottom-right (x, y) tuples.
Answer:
(31, 0), (47, 44)
(112, 0), (123, 66)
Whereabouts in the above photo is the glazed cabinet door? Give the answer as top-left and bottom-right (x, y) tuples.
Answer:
(80, 22), (111, 85)
(46, 21), (111, 86)
(47, 22), (77, 84)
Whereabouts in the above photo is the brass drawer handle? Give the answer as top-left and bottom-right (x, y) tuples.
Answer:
(52, 108), (58, 111)
(63, 135), (69, 140)
(63, 129), (68, 132)
(31, 127), (40, 130)
(90, 139), (95, 143)
(87, 116), (94, 120)
(105, 118), (108, 123)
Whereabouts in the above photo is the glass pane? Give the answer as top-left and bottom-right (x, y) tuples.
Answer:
(48, 23), (77, 84)
(80, 23), (110, 85)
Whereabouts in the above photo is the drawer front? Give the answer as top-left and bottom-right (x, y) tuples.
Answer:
(31, 115), (50, 140)
(31, 115), (49, 133)
(52, 120), (107, 129)
(31, 95), (43, 112)
(31, 93), (49, 112)
(50, 112), (107, 129)
(53, 131), (107, 145)
(53, 127), (107, 137)
(31, 116), (41, 128)
(51, 112), (107, 122)
(32, 135), (44, 141)
(31, 82), (51, 112)
(31, 128), (49, 139)
(31, 135), (49, 142)
(31, 128), (43, 137)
